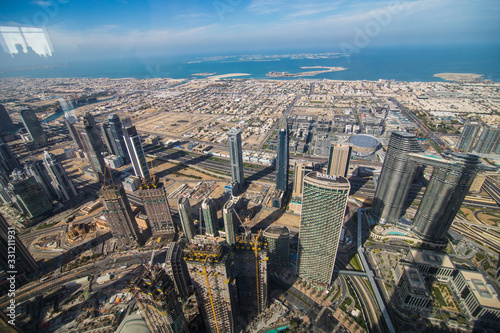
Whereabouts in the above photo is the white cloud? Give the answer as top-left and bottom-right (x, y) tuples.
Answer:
(247, 0), (286, 14)
(32, 0), (55, 7)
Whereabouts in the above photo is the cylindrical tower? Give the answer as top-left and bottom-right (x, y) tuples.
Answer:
(413, 153), (481, 243)
(371, 132), (423, 224)
(263, 225), (290, 267)
(297, 172), (350, 285)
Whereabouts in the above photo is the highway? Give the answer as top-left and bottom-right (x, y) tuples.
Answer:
(0, 250), (160, 309)
(483, 177), (500, 206)
(348, 276), (385, 333)
(388, 97), (447, 150)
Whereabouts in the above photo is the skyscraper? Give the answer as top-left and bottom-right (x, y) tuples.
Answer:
(456, 122), (481, 152)
(474, 127), (500, 154)
(133, 265), (189, 333)
(297, 172), (350, 285)
(77, 113), (106, 179)
(42, 151), (77, 202)
(0, 214), (38, 289)
(9, 173), (52, 219)
(123, 124), (150, 181)
(0, 140), (21, 175)
(276, 118), (289, 193)
(164, 242), (191, 300)
(0, 104), (15, 132)
(98, 122), (114, 155)
(228, 128), (244, 192)
(263, 225), (290, 268)
(98, 184), (142, 247)
(371, 132), (423, 224)
(185, 244), (237, 333)
(223, 197), (239, 246)
(327, 143), (352, 178)
(64, 117), (83, 150)
(233, 236), (268, 315)
(178, 196), (195, 242)
(140, 178), (175, 237)
(292, 162), (306, 198)
(201, 197), (218, 236)
(24, 159), (57, 201)
(19, 109), (47, 148)
(107, 114), (129, 163)
(413, 152), (481, 243)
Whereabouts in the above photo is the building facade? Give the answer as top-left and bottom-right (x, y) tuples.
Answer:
(164, 242), (191, 300)
(413, 152), (481, 243)
(9, 174), (52, 219)
(140, 179), (175, 237)
(178, 196), (195, 242)
(371, 132), (423, 224)
(133, 265), (189, 333)
(0, 140), (21, 175)
(185, 245), (237, 333)
(327, 143), (352, 178)
(42, 151), (77, 202)
(19, 109), (47, 148)
(474, 127), (500, 155)
(456, 122), (482, 152)
(98, 184), (142, 247)
(451, 270), (500, 324)
(275, 118), (289, 193)
(108, 114), (129, 163)
(228, 129), (244, 193)
(222, 197), (239, 246)
(262, 225), (290, 268)
(296, 172), (350, 285)
(77, 113), (106, 179)
(233, 237), (268, 316)
(201, 197), (218, 236)
(0, 214), (38, 290)
(123, 125), (150, 181)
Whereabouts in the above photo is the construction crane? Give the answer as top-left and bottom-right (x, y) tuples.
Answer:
(252, 230), (263, 314)
(232, 206), (266, 314)
(202, 255), (220, 333)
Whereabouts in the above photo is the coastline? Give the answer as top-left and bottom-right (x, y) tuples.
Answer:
(433, 73), (484, 82)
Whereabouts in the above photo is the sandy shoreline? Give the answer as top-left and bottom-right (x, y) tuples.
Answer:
(207, 73), (251, 80)
(433, 73), (484, 82)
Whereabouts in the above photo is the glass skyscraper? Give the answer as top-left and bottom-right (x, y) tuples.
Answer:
(413, 152), (481, 243)
(108, 114), (129, 163)
(201, 197), (218, 236)
(371, 132), (423, 224)
(178, 196), (195, 242)
(275, 118), (289, 193)
(123, 124), (150, 181)
(228, 128), (244, 192)
(297, 172), (350, 285)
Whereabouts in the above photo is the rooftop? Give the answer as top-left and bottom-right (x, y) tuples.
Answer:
(304, 171), (350, 189)
(459, 270), (500, 309)
(262, 225), (290, 239)
(410, 249), (455, 269)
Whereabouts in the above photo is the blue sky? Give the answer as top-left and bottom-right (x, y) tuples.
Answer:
(1, 0), (499, 60)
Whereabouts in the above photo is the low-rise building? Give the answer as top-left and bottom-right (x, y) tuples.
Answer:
(393, 262), (432, 312)
(406, 249), (456, 282)
(451, 270), (500, 325)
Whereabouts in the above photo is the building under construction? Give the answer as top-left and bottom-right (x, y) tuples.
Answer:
(165, 242), (191, 300)
(98, 184), (142, 247)
(184, 241), (237, 333)
(233, 233), (268, 319)
(222, 196), (240, 246)
(132, 265), (189, 333)
(140, 177), (176, 240)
